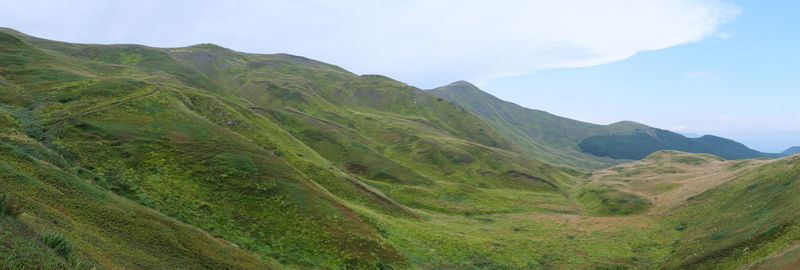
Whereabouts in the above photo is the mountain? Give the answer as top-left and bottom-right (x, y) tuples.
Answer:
(429, 81), (651, 169)
(579, 130), (780, 160)
(430, 81), (778, 167)
(0, 27), (583, 269)
(783, 146), (800, 156)
(2, 28), (798, 269)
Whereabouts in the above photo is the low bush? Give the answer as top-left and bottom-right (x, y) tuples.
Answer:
(0, 192), (23, 218)
(41, 232), (72, 257)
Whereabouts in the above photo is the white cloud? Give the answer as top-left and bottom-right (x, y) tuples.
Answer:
(0, 0), (740, 88)
(716, 32), (733, 39)
(669, 125), (688, 131)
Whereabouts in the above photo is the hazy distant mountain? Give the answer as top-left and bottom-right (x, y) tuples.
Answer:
(783, 146), (800, 156)
(579, 130), (780, 160)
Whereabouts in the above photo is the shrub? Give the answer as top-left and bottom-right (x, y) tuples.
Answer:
(41, 232), (72, 257)
(0, 193), (23, 218)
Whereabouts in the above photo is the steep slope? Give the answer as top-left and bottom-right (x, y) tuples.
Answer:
(0, 28), (586, 268)
(0, 104), (278, 269)
(430, 81), (778, 168)
(0, 29), (416, 269)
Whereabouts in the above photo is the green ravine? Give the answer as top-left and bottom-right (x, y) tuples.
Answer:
(1, 27), (799, 269)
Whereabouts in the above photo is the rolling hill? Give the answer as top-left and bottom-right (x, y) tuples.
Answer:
(1, 28), (799, 269)
(429, 81), (779, 168)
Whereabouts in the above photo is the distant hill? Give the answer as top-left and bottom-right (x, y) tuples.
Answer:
(783, 146), (800, 156)
(429, 81), (777, 167)
(579, 130), (779, 160)
(429, 81), (654, 169)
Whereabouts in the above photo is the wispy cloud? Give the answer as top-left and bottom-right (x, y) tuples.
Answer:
(669, 125), (688, 131)
(0, 0), (740, 88)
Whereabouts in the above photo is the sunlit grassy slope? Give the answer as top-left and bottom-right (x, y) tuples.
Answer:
(2, 28), (799, 269)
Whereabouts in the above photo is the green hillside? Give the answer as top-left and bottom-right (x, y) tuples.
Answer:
(0, 28), (588, 269)
(1, 28), (798, 269)
(429, 81), (650, 169)
(429, 81), (778, 168)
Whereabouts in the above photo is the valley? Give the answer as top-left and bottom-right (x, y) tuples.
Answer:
(1, 28), (799, 269)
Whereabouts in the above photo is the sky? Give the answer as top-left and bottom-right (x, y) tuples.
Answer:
(1, 0), (797, 152)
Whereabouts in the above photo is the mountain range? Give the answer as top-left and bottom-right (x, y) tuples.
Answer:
(2, 28), (800, 269)
(429, 81), (782, 168)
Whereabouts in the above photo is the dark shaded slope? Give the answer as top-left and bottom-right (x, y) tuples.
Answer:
(579, 130), (777, 160)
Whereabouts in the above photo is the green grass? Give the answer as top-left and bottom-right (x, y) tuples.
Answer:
(664, 155), (800, 269)
(40, 232), (72, 257)
(0, 193), (23, 218)
(430, 81), (640, 170)
(574, 183), (653, 216)
(2, 27), (798, 270)
(0, 218), (74, 269)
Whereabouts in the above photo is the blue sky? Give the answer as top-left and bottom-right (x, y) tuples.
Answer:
(485, 0), (799, 152)
(1, 0), (796, 152)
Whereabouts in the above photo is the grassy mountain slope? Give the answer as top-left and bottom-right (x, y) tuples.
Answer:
(429, 81), (777, 169)
(591, 151), (800, 269)
(0, 104), (277, 269)
(429, 81), (647, 169)
(0, 28), (414, 269)
(0, 28), (595, 269)
(2, 28), (798, 269)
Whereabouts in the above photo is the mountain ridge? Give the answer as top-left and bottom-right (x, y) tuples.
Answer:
(429, 80), (782, 167)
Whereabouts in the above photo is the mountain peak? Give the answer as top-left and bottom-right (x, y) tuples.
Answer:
(607, 120), (649, 129)
(436, 80), (481, 92)
(448, 80), (477, 87)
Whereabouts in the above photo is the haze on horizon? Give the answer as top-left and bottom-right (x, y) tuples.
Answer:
(1, 0), (797, 152)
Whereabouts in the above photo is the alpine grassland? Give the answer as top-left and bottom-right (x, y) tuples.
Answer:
(1, 28), (799, 269)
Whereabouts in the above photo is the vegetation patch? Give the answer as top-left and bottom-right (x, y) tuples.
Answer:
(40, 232), (72, 257)
(574, 184), (652, 216)
(0, 192), (23, 218)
